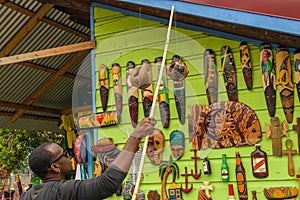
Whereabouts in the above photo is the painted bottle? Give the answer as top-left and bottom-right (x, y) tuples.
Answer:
(235, 152), (248, 200)
(251, 143), (268, 178)
(251, 190), (257, 200)
(228, 184), (236, 200)
(221, 153), (229, 181)
(203, 157), (212, 174)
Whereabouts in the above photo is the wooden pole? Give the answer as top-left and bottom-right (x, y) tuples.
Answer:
(132, 5), (175, 200)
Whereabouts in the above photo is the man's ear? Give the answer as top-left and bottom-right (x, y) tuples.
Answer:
(49, 163), (60, 173)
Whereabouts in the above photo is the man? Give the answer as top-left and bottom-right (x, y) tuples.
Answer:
(20, 117), (156, 200)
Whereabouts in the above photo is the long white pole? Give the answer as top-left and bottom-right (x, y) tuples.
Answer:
(132, 5), (175, 200)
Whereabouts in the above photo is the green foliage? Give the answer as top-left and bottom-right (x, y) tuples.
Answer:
(0, 129), (64, 173)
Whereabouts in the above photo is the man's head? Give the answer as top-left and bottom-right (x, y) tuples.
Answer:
(29, 142), (72, 180)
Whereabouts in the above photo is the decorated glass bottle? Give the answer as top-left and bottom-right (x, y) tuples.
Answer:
(252, 190), (257, 200)
(228, 184), (236, 200)
(221, 153), (229, 181)
(251, 143), (268, 178)
(235, 152), (248, 200)
(203, 157), (212, 174)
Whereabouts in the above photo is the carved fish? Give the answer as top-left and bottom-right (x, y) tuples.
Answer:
(188, 101), (261, 150)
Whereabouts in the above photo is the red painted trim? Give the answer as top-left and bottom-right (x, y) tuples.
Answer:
(181, 0), (300, 21)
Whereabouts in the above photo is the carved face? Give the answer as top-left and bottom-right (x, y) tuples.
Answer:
(167, 55), (189, 81)
(170, 130), (185, 160)
(147, 129), (165, 165)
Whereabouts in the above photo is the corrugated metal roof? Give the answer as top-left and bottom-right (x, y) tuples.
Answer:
(0, 0), (91, 132)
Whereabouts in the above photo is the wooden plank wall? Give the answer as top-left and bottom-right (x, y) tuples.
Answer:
(93, 7), (300, 199)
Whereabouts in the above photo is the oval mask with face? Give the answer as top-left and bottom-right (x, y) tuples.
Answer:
(146, 129), (165, 165)
(170, 130), (185, 160)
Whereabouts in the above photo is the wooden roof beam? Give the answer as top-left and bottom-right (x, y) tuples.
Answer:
(10, 49), (91, 122)
(0, 41), (95, 66)
(0, 1), (90, 40)
(0, 3), (54, 58)
(0, 111), (59, 121)
(0, 100), (62, 115)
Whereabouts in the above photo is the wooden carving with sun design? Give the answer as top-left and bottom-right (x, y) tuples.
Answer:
(159, 158), (182, 200)
(188, 101), (261, 150)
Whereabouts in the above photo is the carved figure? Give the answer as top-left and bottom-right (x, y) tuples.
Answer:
(294, 49), (300, 101)
(220, 46), (238, 101)
(147, 190), (160, 200)
(260, 43), (276, 117)
(265, 117), (288, 156)
(98, 64), (109, 111)
(159, 159), (180, 200)
(112, 63), (122, 114)
(276, 46), (294, 123)
(282, 139), (297, 176)
(200, 181), (213, 199)
(126, 61), (138, 127)
(167, 55), (189, 124)
(239, 42), (252, 90)
(154, 56), (170, 128)
(131, 59), (153, 117)
(203, 49), (218, 104)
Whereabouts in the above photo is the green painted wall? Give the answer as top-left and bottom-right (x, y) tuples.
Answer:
(93, 7), (299, 200)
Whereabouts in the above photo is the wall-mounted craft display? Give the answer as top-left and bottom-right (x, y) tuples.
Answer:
(239, 42), (252, 90)
(167, 55), (189, 124)
(126, 61), (139, 128)
(188, 101), (261, 150)
(265, 117), (288, 156)
(190, 149), (202, 180)
(146, 128), (165, 165)
(169, 130), (185, 160)
(181, 167), (193, 194)
(282, 139), (297, 176)
(111, 63), (123, 114)
(250, 143), (268, 178)
(220, 46), (238, 102)
(276, 46), (294, 123)
(260, 43), (276, 117)
(131, 59), (153, 117)
(159, 160), (181, 200)
(200, 181), (213, 200)
(294, 49), (300, 102)
(154, 57), (170, 128)
(98, 64), (109, 111)
(235, 152), (248, 200)
(77, 111), (120, 129)
(203, 49), (218, 104)
(263, 186), (298, 199)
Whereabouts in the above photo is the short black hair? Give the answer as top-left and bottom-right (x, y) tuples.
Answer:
(29, 142), (53, 178)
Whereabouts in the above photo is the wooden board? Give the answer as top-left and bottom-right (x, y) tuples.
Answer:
(203, 49), (218, 104)
(220, 46), (238, 101)
(276, 46), (294, 123)
(260, 43), (276, 117)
